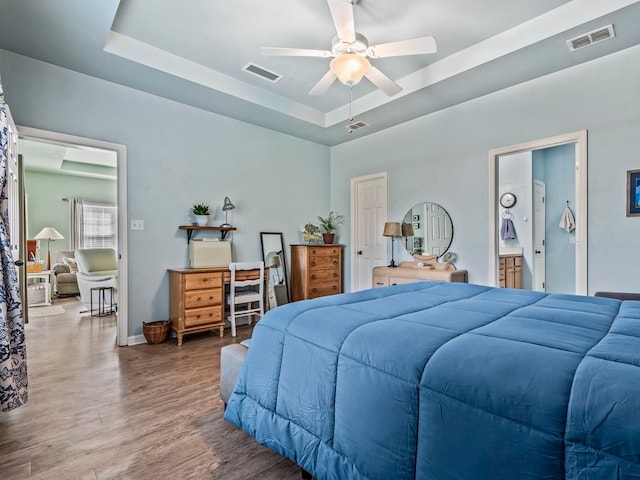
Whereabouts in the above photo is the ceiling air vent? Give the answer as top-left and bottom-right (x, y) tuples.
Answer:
(242, 63), (282, 83)
(567, 24), (615, 52)
(347, 121), (369, 133)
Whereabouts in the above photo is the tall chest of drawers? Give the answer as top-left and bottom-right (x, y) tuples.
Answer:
(168, 268), (225, 346)
(290, 244), (343, 301)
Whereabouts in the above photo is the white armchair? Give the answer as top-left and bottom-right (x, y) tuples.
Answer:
(75, 248), (118, 312)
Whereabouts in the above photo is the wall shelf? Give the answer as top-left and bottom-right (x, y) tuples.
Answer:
(179, 225), (236, 243)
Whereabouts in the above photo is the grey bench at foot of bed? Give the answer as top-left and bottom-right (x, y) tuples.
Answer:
(220, 342), (314, 480)
(220, 343), (249, 406)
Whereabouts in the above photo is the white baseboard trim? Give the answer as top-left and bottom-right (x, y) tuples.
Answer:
(128, 334), (147, 346)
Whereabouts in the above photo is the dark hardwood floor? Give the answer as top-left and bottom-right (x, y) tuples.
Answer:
(0, 297), (302, 479)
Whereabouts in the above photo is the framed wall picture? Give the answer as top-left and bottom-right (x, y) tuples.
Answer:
(627, 169), (640, 217)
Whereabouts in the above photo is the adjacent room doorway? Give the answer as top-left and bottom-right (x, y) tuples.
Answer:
(18, 127), (129, 346)
(488, 130), (587, 295)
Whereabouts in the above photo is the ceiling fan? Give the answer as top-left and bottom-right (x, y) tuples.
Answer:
(262, 0), (437, 97)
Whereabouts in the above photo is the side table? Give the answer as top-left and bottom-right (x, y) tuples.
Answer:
(90, 286), (116, 316)
(27, 270), (53, 306)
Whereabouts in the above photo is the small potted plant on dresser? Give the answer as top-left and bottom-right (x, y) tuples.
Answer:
(317, 211), (345, 244)
(192, 203), (211, 226)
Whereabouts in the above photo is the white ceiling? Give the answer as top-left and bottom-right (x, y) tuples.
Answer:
(1, 0), (640, 146)
(19, 138), (117, 180)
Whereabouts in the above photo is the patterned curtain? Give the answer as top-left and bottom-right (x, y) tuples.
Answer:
(0, 76), (28, 411)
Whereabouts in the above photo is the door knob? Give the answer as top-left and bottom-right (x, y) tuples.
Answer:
(14, 260), (24, 266)
(357, 250), (363, 255)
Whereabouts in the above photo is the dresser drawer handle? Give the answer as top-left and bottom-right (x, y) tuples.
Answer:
(333, 273), (338, 277)
(311, 262), (316, 266)
(312, 249), (317, 254)
(208, 313), (213, 317)
(332, 260), (337, 265)
(312, 288), (317, 293)
(332, 285), (337, 290)
(311, 274), (317, 279)
(209, 296), (214, 300)
(196, 314), (201, 319)
(376, 282), (384, 286)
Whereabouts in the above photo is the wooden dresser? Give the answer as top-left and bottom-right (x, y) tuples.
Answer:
(373, 264), (468, 287)
(168, 268), (225, 346)
(290, 244), (343, 301)
(499, 255), (523, 289)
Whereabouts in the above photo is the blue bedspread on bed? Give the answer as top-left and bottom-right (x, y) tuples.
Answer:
(224, 281), (640, 479)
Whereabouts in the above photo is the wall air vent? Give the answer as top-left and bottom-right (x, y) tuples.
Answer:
(567, 24), (615, 52)
(242, 63), (282, 83)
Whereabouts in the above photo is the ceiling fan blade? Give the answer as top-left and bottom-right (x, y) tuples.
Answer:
(327, 0), (355, 43)
(309, 70), (338, 96)
(367, 36), (437, 58)
(262, 47), (332, 58)
(365, 66), (402, 96)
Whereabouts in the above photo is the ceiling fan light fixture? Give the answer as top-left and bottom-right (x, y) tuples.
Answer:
(330, 53), (370, 86)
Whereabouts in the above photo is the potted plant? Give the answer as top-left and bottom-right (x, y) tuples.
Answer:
(192, 203), (211, 226)
(317, 211), (345, 244)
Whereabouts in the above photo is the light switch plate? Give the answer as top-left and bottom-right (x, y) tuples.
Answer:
(131, 219), (144, 231)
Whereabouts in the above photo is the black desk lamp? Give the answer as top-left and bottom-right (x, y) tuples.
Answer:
(383, 222), (402, 267)
(221, 197), (235, 227)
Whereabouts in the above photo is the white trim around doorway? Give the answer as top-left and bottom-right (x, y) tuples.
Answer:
(18, 126), (129, 346)
(487, 130), (587, 295)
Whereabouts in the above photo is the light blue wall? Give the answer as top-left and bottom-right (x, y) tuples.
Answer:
(1, 49), (330, 337)
(5, 42), (640, 332)
(24, 170), (117, 257)
(330, 44), (640, 293)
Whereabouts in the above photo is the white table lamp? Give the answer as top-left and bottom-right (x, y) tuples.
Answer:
(34, 226), (64, 270)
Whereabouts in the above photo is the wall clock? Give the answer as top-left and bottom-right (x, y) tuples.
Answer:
(499, 192), (517, 209)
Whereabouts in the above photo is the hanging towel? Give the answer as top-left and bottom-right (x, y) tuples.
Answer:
(500, 216), (517, 240)
(559, 207), (576, 233)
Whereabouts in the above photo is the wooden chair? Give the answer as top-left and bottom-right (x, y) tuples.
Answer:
(227, 261), (264, 337)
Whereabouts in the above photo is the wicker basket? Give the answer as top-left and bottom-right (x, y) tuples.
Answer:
(27, 262), (43, 273)
(143, 321), (169, 344)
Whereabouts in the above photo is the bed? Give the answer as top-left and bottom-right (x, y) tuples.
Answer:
(224, 281), (640, 479)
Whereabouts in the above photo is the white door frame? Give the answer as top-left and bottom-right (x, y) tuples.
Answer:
(350, 171), (388, 292)
(18, 126), (129, 346)
(488, 130), (587, 295)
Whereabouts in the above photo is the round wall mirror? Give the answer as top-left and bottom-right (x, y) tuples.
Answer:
(401, 202), (453, 258)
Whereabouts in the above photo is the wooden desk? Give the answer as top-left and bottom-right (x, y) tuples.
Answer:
(168, 267), (266, 346)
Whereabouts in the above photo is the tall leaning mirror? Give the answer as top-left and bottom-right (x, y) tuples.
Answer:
(260, 232), (289, 307)
(401, 202), (453, 258)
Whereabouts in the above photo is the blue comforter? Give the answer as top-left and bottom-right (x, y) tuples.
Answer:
(224, 282), (640, 479)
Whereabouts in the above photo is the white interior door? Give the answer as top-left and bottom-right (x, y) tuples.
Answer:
(533, 179), (546, 292)
(425, 202), (453, 256)
(4, 107), (28, 317)
(5, 107), (19, 263)
(351, 172), (387, 292)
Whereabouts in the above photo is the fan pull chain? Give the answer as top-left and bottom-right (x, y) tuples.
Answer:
(347, 86), (354, 134)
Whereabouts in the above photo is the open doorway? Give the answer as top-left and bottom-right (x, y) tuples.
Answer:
(18, 127), (129, 346)
(488, 131), (587, 295)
